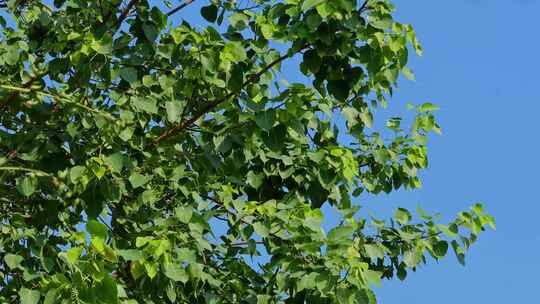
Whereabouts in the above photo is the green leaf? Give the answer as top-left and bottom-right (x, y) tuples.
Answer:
(417, 102), (440, 113)
(222, 42), (247, 62)
(360, 111), (373, 128)
(87, 219), (108, 239)
(119, 67), (138, 84)
(16, 176), (37, 197)
(91, 35), (113, 55)
(165, 101), (184, 123)
(0, 2), (494, 302)
(166, 282), (177, 302)
(118, 249), (143, 261)
(227, 63), (244, 93)
(201, 4), (218, 22)
(188, 263), (204, 280)
(433, 240), (449, 257)
(164, 263), (188, 283)
(229, 13), (249, 30)
(327, 225), (354, 242)
(402, 66), (415, 80)
(303, 212), (323, 231)
(176, 248), (197, 263)
(104, 153), (124, 173)
(397, 265), (407, 281)
(263, 124), (287, 151)
(19, 288), (40, 304)
(364, 244), (384, 259)
(175, 206), (193, 224)
(302, 0), (325, 11)
(260, 24), (274, 40)
(129, 173), (151, 188)
(136, 237), (151, 248)
(327, 80), (350, 101)
(246, 171), (264, 189)
(302, 49), (322, 74)
(141, 189), (158, 204)
(438, 224), (458, 238)
(96, 275), (118, 303)
(131, 97), (158, 114)
(4, 253), (23, 269)
(373, 149), (389, 164)
(370, 15), (393, 29)
(145, 261), (158, 279)
(403, 250), (421, 268)
(253, 222), (269, 238)
(394, 208), (411, 225)
(43, 289), (59, 304)
(70, 166), (86, 183)
(255, 110), (276, 131)
(365, 270), (382, 287)
(66, 247), (83, 264)
(451, 240), (466, 266)
(306, 13), (322, 30)
(142, 23), (159, 41)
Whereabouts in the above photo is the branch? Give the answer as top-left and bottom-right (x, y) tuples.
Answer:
(359, 0), (369, 12)
(167, 0), (195, 16)
(0, 166), (51, 177)
(1, 74), (41, 111)
(116, 0), (140, 29)
(0, 85), (115, 121)
(150, 44), (310, 147)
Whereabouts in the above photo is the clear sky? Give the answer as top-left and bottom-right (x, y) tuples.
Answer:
(150, 0), (540, 302)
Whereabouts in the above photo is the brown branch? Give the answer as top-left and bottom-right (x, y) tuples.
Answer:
(1, 74), (41, 111)
(150, 44), (310, 147)
(167, 0), (195, 16)
(116, 0), (140, 29)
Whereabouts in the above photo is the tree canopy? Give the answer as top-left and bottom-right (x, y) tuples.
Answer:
(0, 0), (494, 303)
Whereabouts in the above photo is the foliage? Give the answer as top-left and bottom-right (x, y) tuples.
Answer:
(0, 0), (494, 303)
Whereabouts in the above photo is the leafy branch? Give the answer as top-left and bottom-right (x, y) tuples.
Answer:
(0, 85), (115, 120)
(0, 166), (51, 177)
(151, 44), (311, 147)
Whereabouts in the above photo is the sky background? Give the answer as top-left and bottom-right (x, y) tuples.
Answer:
(158, 0), (540, 302)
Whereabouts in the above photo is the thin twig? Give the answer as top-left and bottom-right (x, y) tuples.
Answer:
(167, 0), (195, 16)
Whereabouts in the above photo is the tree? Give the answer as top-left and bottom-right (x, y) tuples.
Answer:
(0, 0), (494, 303)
